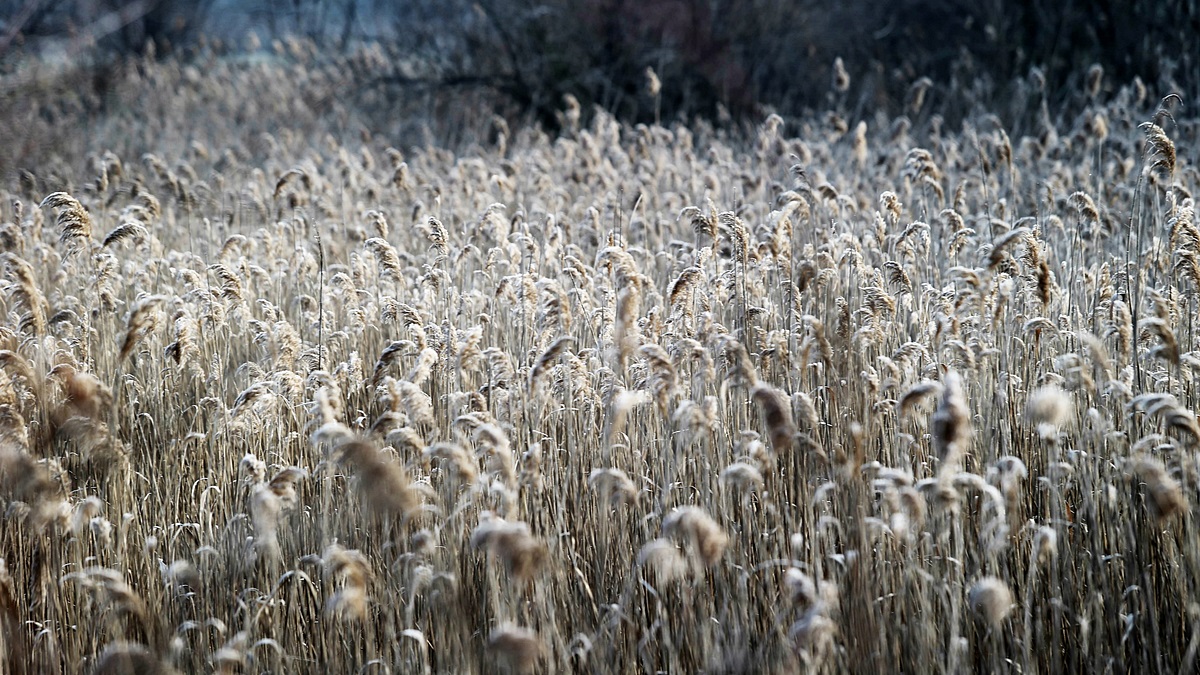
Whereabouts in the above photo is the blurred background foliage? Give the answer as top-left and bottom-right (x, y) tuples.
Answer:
(1, 0), (1197, 141)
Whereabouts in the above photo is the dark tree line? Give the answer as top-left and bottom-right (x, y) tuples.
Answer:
(367, 0), (1199, 128)
(2, 0), (1197, 126)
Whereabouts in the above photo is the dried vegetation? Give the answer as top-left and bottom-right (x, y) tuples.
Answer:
(1, 42), (1199, 673)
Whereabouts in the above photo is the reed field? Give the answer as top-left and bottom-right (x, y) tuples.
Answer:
(1, 39), (1199, 674)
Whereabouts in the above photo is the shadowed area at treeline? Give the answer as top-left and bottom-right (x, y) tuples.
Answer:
(1, 0), (1196, 136)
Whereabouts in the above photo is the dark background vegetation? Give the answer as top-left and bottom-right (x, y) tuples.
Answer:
(1, 0), (1197, 137)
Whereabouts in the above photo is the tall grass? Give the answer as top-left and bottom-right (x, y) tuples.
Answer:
(1, 40), (1198, 674)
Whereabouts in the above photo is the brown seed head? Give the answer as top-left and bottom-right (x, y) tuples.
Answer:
(968, 576), (1013, 627)
(663, 506), (728, 565)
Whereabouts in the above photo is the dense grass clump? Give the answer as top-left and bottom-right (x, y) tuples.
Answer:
(1, 42), (1199, 674)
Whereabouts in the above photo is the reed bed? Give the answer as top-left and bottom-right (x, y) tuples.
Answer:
(1, 43), (1198, 673)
